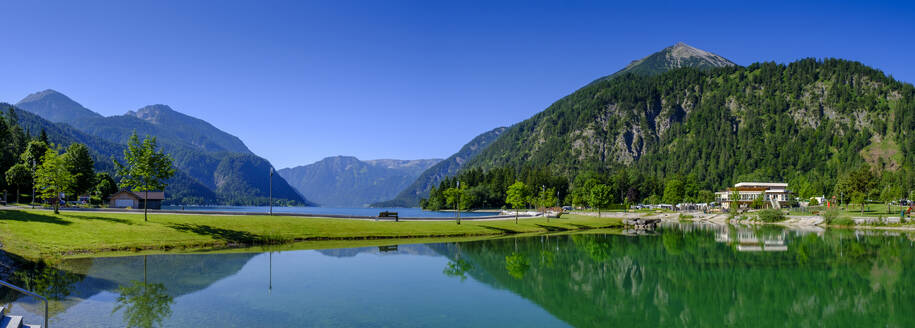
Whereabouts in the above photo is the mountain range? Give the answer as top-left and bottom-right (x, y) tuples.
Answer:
(460, 42), (915, 194)
(278, 156), (440, 207)
(371, 126), (507, 207)
(375, 42), (742, 207)
(8, 90), (308, 205)
(8, 41), (912, 208)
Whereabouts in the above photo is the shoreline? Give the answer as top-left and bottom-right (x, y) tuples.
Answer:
(0, 209), (622, 261)
(0, 205), (525, 221)
(569, 210), (915, 231)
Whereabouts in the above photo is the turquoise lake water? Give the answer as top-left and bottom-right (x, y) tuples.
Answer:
(3, 223), (914, 327)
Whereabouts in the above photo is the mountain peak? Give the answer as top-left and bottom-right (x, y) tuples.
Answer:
(126, 104), (176, 122)
(604, 42), (736, 80)
(15, 89), (103, 123)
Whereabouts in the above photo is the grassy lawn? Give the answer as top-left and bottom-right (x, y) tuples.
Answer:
(0, 209), (621, 260)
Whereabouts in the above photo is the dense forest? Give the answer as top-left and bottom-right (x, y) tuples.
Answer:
(428, 59), (915, 209)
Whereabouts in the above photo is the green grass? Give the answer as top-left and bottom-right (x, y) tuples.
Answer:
(0, 209), (622, 260)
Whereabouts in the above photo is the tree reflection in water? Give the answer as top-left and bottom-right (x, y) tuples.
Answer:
(435, 225), (915, 327)
(113, 255), (173, 328)
(12, 262), (82, 300)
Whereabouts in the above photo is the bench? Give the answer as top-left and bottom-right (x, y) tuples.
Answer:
(376, 211), (399, 222)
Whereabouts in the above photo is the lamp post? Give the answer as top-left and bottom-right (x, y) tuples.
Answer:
(456, 181), (461, 225)
(541, 185), (545, 218)
(31, 159), (35, 209)
(269, 168), (273, 215)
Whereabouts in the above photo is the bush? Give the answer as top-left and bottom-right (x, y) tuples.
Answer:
(679, 214), (694, 220)
(822, 208), (840, 223)
(831, 216), (855, 226)
(757, 209), (786, 222)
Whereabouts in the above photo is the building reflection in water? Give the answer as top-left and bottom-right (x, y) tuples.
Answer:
(660, 221), (827, 252)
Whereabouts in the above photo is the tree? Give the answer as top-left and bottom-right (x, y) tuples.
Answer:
(729, 190), (740, 216)
(34, 147), (74, 214)
(879, 185), (902, 214)
(20, 140), (49, 169)
(114, 133), (175, 222)
(5, 163), (31, 204)
(536, 187), (558, 211)
(506, 181), (530, 224)
(589, 184), (613, 218)
(93, 172), (119, 205)
(19, 140), (49, 204)
(751, 193), (766, 209)
(443, 185), (466, 224)
(697, 190), (716, 203)
(662, 179), (684, 204)
(443, 187), (461, 210)
(63, 143), (95, 199)
(834, 166), (877, 209)
(851, 191), (866, 214)
(535, 186), (558, 220)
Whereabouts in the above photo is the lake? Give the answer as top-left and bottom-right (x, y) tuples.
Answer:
(161, 205), (500, 218)
(3, 223), (915, 327)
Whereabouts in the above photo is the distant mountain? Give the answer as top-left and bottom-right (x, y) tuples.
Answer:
(597, 42), (736, 81)
(11, 91), (307, 205)
(372, 127), (507, 207)
(0, 103), (218, 202)
(278, 156), (441, 207)
(15, 89), (104, 123)
(126, 104), (252, 153)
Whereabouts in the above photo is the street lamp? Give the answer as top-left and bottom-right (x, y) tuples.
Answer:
(456, 181), (461, 225)
(31, 159), (35, 209)
(541, 185), (545, 218)
(269, 167), (273, 215)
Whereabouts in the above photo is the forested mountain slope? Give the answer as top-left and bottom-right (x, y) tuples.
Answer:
(0, 103), (218, 203)
(279, 156), (440, 207)
(373, 126), (507, 207)
(10, 90), (307, 205)
(466, 58), (915, 194)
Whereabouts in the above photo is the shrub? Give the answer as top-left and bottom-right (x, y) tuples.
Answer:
(822, 208), (840, 223)
(831, 216), (855, 226)
(757, 209), (786, 222)
(679, 214), (694, 220)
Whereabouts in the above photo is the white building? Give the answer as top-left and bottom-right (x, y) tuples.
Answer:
(715, 182), (791, 209)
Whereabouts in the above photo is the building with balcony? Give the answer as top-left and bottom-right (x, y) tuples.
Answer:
(715, 182), (791, 209)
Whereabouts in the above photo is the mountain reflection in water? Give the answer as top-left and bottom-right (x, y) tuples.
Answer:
(1, 223), (913, 327)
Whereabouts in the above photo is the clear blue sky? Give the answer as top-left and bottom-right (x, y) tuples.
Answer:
(1, 0), (913, 168)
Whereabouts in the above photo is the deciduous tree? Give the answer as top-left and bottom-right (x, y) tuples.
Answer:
(34, 146), (74, 214)
(506, 181), (530, 224)
(114, 133), (175, 221)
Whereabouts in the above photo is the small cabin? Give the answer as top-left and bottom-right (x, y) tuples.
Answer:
(109, 190), (165, 209)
